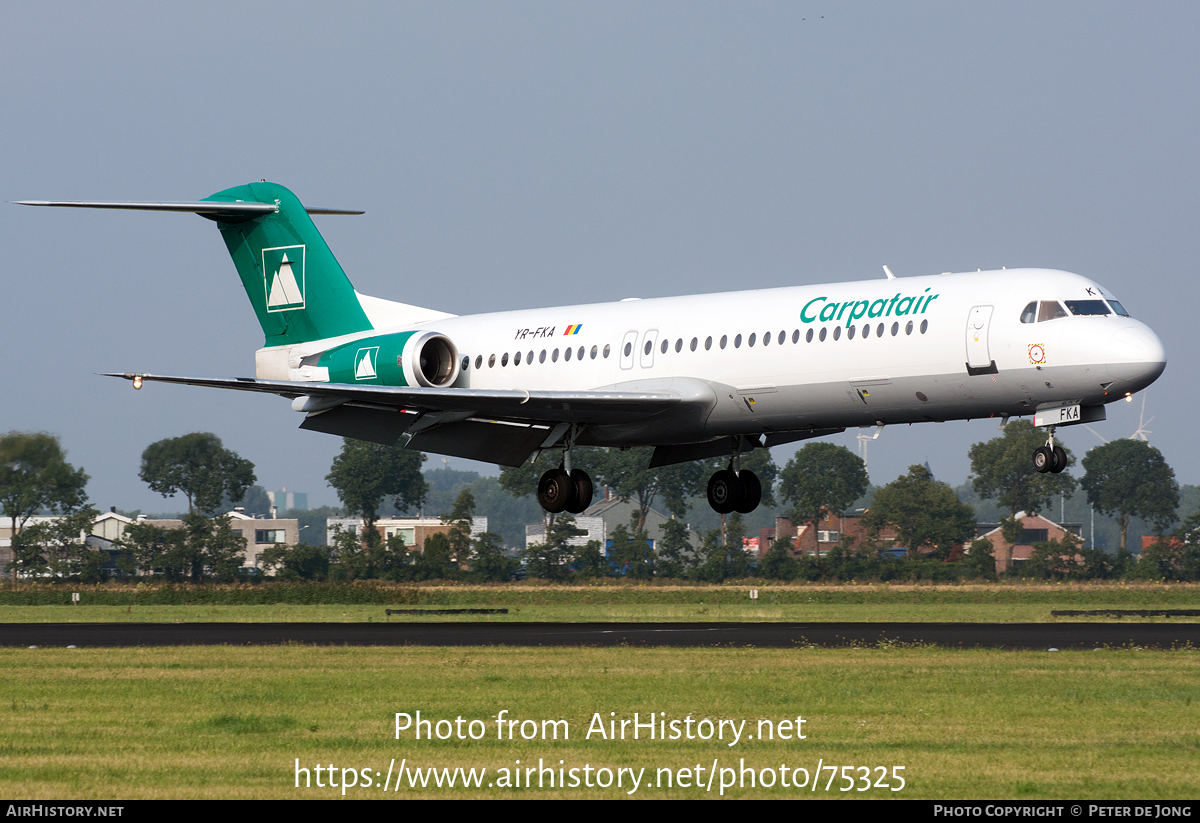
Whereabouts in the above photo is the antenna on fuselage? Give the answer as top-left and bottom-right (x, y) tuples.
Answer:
(882, 265), (896, 280)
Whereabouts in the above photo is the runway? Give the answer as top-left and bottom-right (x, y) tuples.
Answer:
(4, 621), (1198, 649)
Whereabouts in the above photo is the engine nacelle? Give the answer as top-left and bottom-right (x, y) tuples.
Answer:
(401, 331), (460, 388)
(308, 330), (460, 387)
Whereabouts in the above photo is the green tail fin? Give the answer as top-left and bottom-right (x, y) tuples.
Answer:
(203, 182), (373, 347)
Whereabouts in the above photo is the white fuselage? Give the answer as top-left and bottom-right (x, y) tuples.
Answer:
(294, 267), (1168, 448)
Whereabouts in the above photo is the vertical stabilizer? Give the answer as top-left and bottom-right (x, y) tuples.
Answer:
(203, 182), (373, 347)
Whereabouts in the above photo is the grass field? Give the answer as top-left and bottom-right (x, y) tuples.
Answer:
(3, 602), (1199, 623)
(3, 644), (1198, 799)
(3, 583), (1197, 800)
(2, 581), (1196, 624)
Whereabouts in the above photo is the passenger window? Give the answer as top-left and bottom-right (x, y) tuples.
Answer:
(734, 334), (742, 348)
(540, 349), (547, 363)
(862, 324), (870, 338)
(501, 352), (509, 367)
(1038, 301), (1068, 322)
(833, 327), (841, 340)
(705, 336), (712, 351)
(514, 351), (522, 366)
(920, 319), (928, 334)
(624, 342), (633, 357)
(602, 344), (610, 358)
(578, 346), (585, 360)
(762, 331), (770, 346)
(876, 323), (884, 337)
(551, 349), (559, 362)
(1020, 302), (1037, 324)
(564, 347), (572, 361)
(720, 335), (728, 349)
(661, 339), (668, 354)
(806, 329), (813, 343)
(489, 354), (496, 368)
(675, 338), (683, 352)
(847, 325), (856, 340)
(793, 330), (800, 344)
(748, 333), (756, 347)
(906, 320), (913, 335)
(779, 331), (786, 345)
(475, 355), (482, 370)
(819, 328), (827, 342)
(644, 340), (652, 355)
(891, 322), (899, 336)
(690, 337), (698, 351)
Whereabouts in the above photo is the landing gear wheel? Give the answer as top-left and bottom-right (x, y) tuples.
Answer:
(1051, 445), (1067, 474)
(1032, 446), (1052, 474)
(538, 469), (576, 513)
(735, 469), (762, 513)
(566, 469), (593, 514)
(707, 469), (745, 515)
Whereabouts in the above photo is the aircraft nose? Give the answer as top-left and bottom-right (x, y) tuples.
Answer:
(1107, 325), (1166, 387)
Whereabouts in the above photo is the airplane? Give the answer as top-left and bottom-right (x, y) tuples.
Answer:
(17, 181), (1167, 515)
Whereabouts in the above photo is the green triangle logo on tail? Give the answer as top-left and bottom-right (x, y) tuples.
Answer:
(206, 182), (373, 347)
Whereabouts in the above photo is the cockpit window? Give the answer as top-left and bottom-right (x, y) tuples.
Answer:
(1020, 302), (1037, 324)
(1064, 300), (1111, 316)
(1037, 301), (1069, 322)
(1107, 300), (1130, 317)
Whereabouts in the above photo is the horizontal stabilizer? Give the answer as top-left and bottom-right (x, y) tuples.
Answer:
(13, 200), (362, 222)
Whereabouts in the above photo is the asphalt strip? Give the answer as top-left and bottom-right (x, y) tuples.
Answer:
(3, 622), (1199, 650)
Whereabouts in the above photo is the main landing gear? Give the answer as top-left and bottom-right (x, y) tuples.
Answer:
(536, 424), (594, 514)
(1032, 427), (1068, 474)
(706, 444), (762, 514)
(537, 466), (594, 514)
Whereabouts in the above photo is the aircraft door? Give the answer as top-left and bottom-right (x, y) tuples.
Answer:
(639, 329), (659, 368)
(619, 330), (639, 370)
(965, 305), (995, 373)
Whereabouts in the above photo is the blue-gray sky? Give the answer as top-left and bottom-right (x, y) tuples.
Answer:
(3, 2), (1196, 512)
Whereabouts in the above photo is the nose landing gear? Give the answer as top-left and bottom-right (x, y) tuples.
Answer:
(1033, 427), (1068, 474)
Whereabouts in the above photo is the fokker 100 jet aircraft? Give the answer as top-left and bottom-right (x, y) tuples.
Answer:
(18, 182), (1167, 515)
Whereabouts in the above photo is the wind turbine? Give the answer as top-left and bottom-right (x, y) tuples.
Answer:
(1130, 394), (1153, 441)
(1083, 392), (1152, 444)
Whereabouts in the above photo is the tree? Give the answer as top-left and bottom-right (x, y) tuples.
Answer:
(470, 531), (518, 582)
(12, 506), (103, 581)
(655, 519), (695, 579)
(607, 523), (656, 579)
(969, 421), (1075, 518)
(121, 514), (245, 582)
(140, 433), (256, 515)
(758, 537), (799, 581)
(259, 543), (330, 581)
(523, 514), (583, 580)
(1081, 439), (1179, 552)
(593, 448), (708, 532)
(0, 432), (89, 578)
(442, 489), (477, 567)
(863, 465), (976, 557)
(326, 439), (427, 544)
(778, 442), (868, 535)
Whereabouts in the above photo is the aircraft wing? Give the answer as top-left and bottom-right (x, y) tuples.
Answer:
(103, 372), (705, 465)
